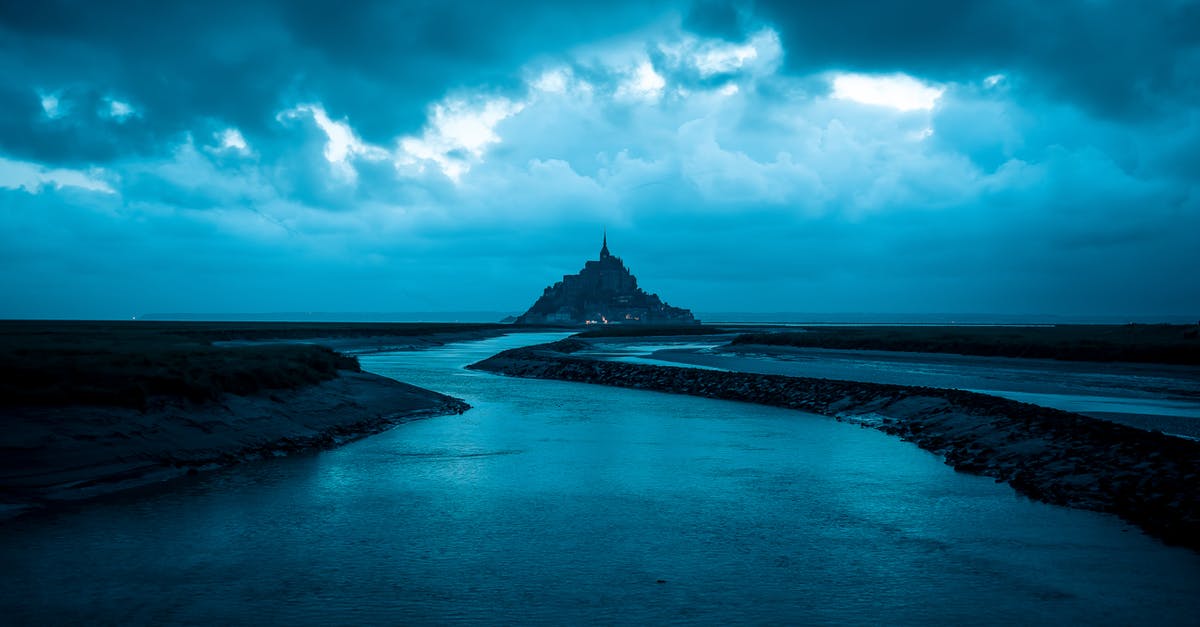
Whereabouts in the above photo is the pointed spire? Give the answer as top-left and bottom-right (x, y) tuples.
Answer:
(600, 228), (611, 259)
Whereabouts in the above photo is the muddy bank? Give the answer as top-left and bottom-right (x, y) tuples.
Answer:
(0, 371), (468, 515)
(636, 344), (1200, 440)
(470, 340), (1200, 551)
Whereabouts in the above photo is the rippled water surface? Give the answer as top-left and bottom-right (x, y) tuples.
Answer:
(2, 333), (1198, 624)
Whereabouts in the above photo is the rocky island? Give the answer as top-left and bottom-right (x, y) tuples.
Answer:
(516, 234), (697, 326)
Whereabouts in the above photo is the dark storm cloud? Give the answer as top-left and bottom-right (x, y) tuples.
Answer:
(0, 0), (679, 166)
(717, 0), (1200, 120)
(0, 0), (1196, 319)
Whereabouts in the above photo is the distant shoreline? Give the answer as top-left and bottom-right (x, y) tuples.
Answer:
(470, 339), (1200, 551)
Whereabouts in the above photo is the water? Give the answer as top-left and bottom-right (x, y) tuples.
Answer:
(2, 333), (1198, 624)
(587, 340), (1200, 439)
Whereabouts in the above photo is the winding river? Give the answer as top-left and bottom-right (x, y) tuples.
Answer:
(2, 333), (1198, 624)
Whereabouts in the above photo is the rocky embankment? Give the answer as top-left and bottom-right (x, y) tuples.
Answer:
(0, 371), (468, 515)
(470, 339), (1200, 551)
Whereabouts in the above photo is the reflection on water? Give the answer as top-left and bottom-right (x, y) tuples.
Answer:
(1, 332), (1198, 624)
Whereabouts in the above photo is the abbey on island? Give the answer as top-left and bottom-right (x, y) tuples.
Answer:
(515, 234), (697, 326)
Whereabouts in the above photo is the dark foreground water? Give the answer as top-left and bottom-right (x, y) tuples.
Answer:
(2, 333), (1198, 624)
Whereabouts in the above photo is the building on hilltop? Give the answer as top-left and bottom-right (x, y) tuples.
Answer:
(515, 233), (697, 326)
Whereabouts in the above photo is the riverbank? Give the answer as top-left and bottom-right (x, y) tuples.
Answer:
(0, 321), (490, 517)
(627, 344), (1200, 440)
(0, 371), (467, 516)
(470, 339), (1200, 551)
(731, 324), (1200, 365)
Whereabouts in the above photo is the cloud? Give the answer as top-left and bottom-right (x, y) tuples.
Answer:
(0, 1), (1196, 318)
(38, 91), (63, 119)
(616, 61), (668, 102)
(398, 97), (525, 181)
(0, 155), (114, 194)
(214, 128), (250, 154)
(106, 98), (136, 121)
(277, 104), (389, 182)
(830, 73), (945, 111)
(744, 0), (1200, 121)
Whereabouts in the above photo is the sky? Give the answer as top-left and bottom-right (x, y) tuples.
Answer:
(1, 0), (1197, 320)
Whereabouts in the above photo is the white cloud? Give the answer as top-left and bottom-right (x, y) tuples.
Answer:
(984, 74), (1006, 88)
(107, 98), (136, 121)
(398, 97), (524, 182)
(693, 41), (758, 77)
(830, 73), (945, 111)
(278, 104), (388, 181)
(615, 61), (666, 102)
(215, 128), (250, 154)
(655, 28), (781, 80)
(532, 68), (571, 94)
(39, 92), (64, 119)
(0, 155), (114, 194)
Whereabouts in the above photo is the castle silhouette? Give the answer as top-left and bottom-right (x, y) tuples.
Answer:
(515, 233), (697, 325)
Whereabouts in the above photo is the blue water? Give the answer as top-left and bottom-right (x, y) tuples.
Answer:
(1, 333), (1198, 624)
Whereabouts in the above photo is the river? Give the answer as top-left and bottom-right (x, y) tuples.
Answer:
(1, 332), (1198, 624)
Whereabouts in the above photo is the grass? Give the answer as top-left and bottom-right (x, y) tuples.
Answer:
(0, 321), (504, 410)
(729, 324), (1200, 365)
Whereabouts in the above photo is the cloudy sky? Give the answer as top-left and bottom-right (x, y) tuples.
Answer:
(1, 1), (1197, 320)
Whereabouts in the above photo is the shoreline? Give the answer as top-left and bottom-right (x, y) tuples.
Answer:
(0, 370), (468, 518)
(640, 344), (1200, 440)
(469, 339), (1200, 551)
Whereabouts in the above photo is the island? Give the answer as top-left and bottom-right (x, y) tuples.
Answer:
(515, 233), (697, 325)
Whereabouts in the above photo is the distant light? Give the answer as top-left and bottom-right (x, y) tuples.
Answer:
(830, 73), (944, 111)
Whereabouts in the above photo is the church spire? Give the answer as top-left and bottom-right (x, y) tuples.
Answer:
(600, 228), (611, 259)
